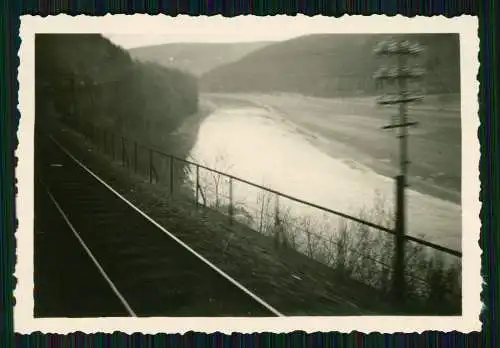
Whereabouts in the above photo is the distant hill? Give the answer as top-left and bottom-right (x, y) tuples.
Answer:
(129, 42), (270, 76)
(200, 34), (461, 97)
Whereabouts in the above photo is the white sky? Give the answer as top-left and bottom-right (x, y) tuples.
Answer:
(105, 33), (286, 48)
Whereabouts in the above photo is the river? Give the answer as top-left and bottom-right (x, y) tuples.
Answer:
(188, 95), (462, 253)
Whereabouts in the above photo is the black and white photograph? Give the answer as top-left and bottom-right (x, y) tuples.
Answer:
(16, 15), (480, 333)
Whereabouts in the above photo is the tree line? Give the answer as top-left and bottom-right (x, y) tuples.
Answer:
(200, 33), (461, 97)
(35, 34), (199, 147)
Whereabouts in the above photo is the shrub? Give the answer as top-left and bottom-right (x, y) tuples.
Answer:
(253, 190), (461, 313)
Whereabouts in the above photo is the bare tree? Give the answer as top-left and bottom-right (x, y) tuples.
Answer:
(189, 150), (234, 210)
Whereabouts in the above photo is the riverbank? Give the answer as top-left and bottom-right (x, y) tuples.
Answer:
(156, 98), (217, 159)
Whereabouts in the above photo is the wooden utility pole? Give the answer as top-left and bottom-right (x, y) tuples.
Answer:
(373, 39), (425, 303)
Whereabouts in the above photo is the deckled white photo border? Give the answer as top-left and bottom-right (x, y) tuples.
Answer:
(16, 14), (481, 334)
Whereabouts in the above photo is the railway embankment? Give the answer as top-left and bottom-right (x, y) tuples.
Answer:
(46, 123), (405, 316)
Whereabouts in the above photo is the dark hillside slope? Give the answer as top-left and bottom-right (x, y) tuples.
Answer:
(200, 34), (460, 97)
(129, 42), (270, 76)
(36, 34), (199, 149)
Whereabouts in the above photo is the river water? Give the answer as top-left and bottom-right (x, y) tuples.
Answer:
(189, 101), (461, 253)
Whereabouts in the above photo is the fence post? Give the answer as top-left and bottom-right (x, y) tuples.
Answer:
(195, 165), (200, 207)
(228, 177), (234, 224)
(134, 141), (138, 174)
(121, 137), (125, 167)
(103, 130), (106, 153)
(149, 149), (153, 184)
(393, 174), (406, 303)
(105, 130), (109, 154)
(169, 156), (174, 195)
(274, 195), (281, 248)
(274, 195), (280, 224)
(111, 133), (115, 160)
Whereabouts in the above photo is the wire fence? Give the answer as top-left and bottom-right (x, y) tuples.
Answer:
(75, 120), (461, 303)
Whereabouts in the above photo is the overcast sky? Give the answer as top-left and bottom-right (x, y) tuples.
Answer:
(102, 16), (355, 49)
(103, 17), (327, 49)
(105, 33), (291, 48)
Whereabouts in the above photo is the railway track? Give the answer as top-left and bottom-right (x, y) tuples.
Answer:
(34, 132), (282, 317)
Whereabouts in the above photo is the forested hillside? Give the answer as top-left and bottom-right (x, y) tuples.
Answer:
(35, 34), (199, 147)
(129, 42), (270, 76)
(200, 34), (460, 97)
